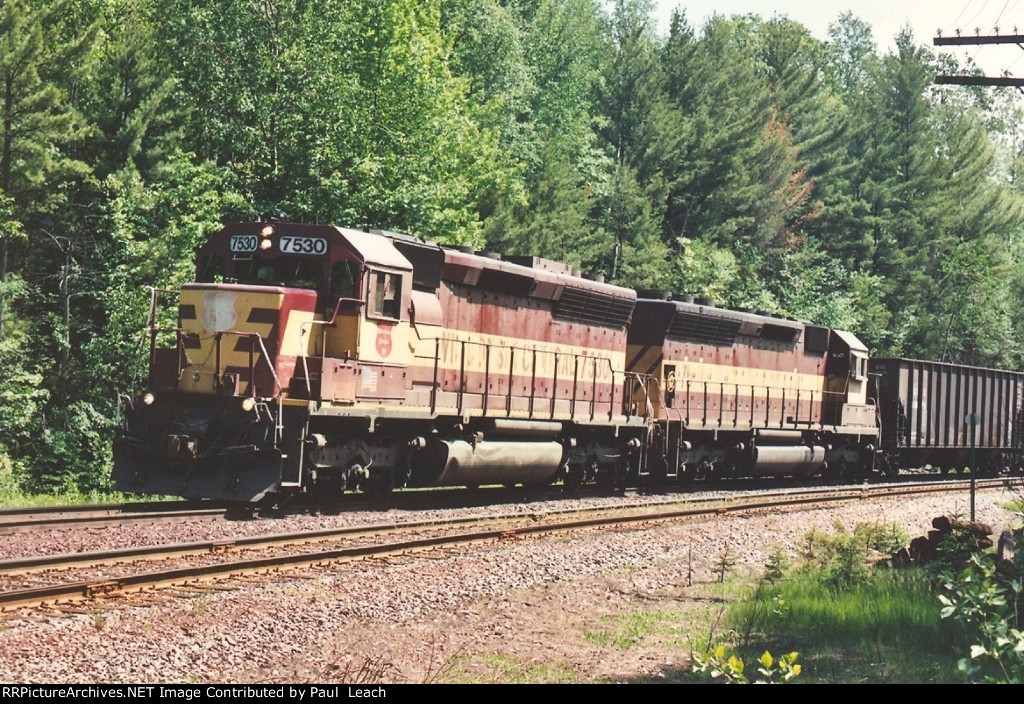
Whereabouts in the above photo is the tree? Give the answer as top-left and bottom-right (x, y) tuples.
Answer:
(481, 0), (612, 261)
(149, 0), (516, 244)
(594, 0), (671, 285)
(0, 0), (93, 338)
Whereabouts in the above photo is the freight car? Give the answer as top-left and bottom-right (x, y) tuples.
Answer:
(870, 358), (1024, 475)
(112, 221), (880, 503)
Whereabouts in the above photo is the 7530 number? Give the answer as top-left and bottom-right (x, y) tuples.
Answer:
(279, 236), (328, 255)
(229, 235), (258, 253)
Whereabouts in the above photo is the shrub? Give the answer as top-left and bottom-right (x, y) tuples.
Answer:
(939, 551), (1024, 682)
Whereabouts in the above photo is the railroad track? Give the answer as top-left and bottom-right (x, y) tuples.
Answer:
(0, 477), (1015, 615)
(0, 469), (983, 532)
(0, 501), (235, 532)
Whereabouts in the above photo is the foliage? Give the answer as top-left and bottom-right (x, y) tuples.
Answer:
(799, 521), (908, 586)
(2, 1), (1024, 496)
(763, 549), (789, 584)
(583, 610), (688, 650)
(714, 544), (738, 583)
(938, 543), (1024, 683)
(717, 525), (959, 683)
(692, 646), (801, 684)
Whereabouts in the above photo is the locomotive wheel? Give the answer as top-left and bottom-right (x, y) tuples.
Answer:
(595, 462), (624, 495)
(316, 473), (347, 514)
(828, 458), (848, 483)
(562, 463), (584, 495)
(881, 457), (898, 478)
(363, 469), (394, 503)
(644, 457), (668, 494)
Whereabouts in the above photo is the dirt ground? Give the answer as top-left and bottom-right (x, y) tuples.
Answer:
(280, 559), (717, 684)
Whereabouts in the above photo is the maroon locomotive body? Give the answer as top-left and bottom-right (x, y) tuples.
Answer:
(115, 222), (650, 502)
(627, 295), (879, 481)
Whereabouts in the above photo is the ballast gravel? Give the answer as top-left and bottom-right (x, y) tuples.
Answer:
(0, 487), (1018, 684)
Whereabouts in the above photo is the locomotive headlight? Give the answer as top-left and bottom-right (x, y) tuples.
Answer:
(259, 225), (275, 250)
(241, 397), (257, 412)
(142, 392), (156, 406)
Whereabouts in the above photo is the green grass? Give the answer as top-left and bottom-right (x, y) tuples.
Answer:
(437, 654), (601, 684)
(584, 610), (690, 649)
(0, 489), (139, 508)
(714, 566), (961, 683)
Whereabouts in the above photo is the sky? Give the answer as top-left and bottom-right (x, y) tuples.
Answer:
(651, 1), (1024, 76)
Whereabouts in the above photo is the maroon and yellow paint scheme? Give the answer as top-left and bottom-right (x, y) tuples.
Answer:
(313, 243), (643, 424)
(627, 296), (877, 478)
(115, 223), (650, 501)
(115, 221), (886, 501)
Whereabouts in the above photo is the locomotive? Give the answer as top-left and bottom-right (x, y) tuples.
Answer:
(111, 220), (1017, 504)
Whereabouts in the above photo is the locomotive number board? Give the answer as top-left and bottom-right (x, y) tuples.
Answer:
(279, 236), (328, 255)
(229, 234), (258, 253)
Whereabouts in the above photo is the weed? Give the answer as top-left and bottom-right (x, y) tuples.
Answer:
(703, 523), (961, 683)
(692, 646), (801, 683)
(440, 654), (585, 684)
(764, 549), (789, 583)
(939, 551), (1024, 683)
(320, 655), (397, 684)
(583, 611), (688, 650)
(826, 540), (869, 590)
(714, 544), (738, 583)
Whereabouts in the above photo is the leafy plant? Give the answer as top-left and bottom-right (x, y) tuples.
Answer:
(692, 646), (801, 683)
(939, 553), (1024, 683)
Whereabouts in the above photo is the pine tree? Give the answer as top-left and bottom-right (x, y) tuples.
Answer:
(0, 0), (93, 338)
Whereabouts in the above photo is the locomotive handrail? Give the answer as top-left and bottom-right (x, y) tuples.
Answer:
(296, 297), (362, 398)
(671, 378), (850, 430)
(146, 323), (284, 401)
(140, 287), (183, 388)
(420, 334), (650, 423)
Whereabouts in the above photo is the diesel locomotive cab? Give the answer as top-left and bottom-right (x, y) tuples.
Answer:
(113, 222), (396, 502)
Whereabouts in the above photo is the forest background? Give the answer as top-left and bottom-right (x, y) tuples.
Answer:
(1, 0), (1023, 495)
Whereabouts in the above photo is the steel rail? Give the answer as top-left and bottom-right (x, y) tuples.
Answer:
(0, 478), (1016, 611)
(0, 506), (228, 532)
(2, 477), (992, 574)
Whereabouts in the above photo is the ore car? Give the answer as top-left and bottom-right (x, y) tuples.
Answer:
(870, 358), (1024, 475)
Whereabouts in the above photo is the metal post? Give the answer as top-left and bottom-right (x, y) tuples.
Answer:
(966, 411), (980, 523)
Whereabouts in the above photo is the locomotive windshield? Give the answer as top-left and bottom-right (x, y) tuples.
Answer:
(234, 256), (325, 290)
(331, 259), (360, 300)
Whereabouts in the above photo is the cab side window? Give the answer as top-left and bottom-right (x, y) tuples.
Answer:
(372, 271), (402, 319)
(197, 255), (225, 283)
(851, 353), (868, 380)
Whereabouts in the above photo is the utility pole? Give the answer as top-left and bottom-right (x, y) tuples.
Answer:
(934, 31), (1024, 88)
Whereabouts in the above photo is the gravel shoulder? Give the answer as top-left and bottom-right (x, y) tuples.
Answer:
(0, 488), (1018, 684)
